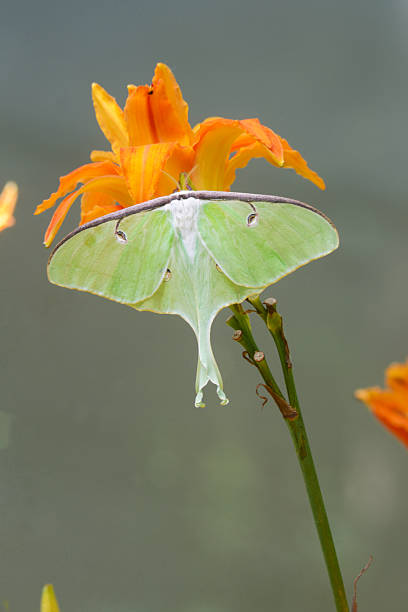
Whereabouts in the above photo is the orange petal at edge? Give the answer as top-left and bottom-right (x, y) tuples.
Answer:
(385, 360), (408, 394)
(371, 405), (408, 448)
(44, 175), (131, 246)
(280, 136), (326, 190)
(355, 387), (408, 448)
(198, 117), (325, 190)
(0, 181), (18, 231)
(238, 119), (284, 165)
(35, 161), (119, 215)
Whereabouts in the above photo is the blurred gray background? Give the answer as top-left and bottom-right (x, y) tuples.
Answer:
(0, 0), (407, 610)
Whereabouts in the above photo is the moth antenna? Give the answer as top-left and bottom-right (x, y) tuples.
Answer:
(160, 169), (181, 191)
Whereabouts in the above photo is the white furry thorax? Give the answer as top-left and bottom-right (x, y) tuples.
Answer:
(165, 197), (200, 260)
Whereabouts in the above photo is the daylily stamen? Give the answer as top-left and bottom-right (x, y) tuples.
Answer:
(160, 169), (181, 191)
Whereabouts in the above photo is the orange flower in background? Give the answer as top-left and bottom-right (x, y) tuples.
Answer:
(35, 62), (325, 246)
(355, 360), (408, 448)
(0, 181), (18, 232)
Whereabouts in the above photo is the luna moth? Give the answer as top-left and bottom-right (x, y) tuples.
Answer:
(47, 190), (339, 407)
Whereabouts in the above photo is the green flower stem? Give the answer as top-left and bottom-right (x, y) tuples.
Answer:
(228, 301), (349, 612)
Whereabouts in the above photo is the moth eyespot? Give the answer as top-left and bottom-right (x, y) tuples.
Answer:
(247, 212), (258, 227)
(164, 269), (172, 281)
(115, 229), (127, 243)
(215, 264), (222, 272)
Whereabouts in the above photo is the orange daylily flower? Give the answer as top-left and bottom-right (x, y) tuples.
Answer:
(0, 181), (18, 232)
(355, 359), (408, 448)
(35, 62), (325, 246)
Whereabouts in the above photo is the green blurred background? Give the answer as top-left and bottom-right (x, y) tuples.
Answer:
(0, 0), (407, 610)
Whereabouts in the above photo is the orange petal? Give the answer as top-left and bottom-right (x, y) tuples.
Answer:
(44, 176), (131, 246)
(195, 117), (325, 190)
(44, 190), (82, 247)
(150, 63), (193, 145)
(224, 141), (277, 188)
(0, 181), (18, 232)
(192, 119), (243, 190)
(193, 117), (287, 190)
(80, 202), (121, 225)
(193, 117), (281, 160)
(238, 119), (284, 164)
(124, 63), (193, 147)
(92, 83), (129, 154)
(124, 85), (158, 145)
(120, 143), (192, 203)
(279, 136), (326, 190)
(80, 191), (121, 225)
(35, 161), (119, 215)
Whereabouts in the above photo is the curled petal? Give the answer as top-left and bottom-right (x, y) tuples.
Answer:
(0, 181), (18, 232)
(44, 176), (131, 246)
(224, 141), (276, 188)
(192, 120), (243, 190)
(35, 161), (119, 215)
(194, 117), (324, 190)
(192, 117), (287, 190)
(92, 83), (129, 154)
(237, 119), (284, 163)
(279, 136), (325, 190)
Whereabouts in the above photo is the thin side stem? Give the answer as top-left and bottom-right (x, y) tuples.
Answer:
(227, 304), (283, 400)
(229, 300), (349, 612)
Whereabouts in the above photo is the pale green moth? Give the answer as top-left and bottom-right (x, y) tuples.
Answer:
(47, 190), (339, 407)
